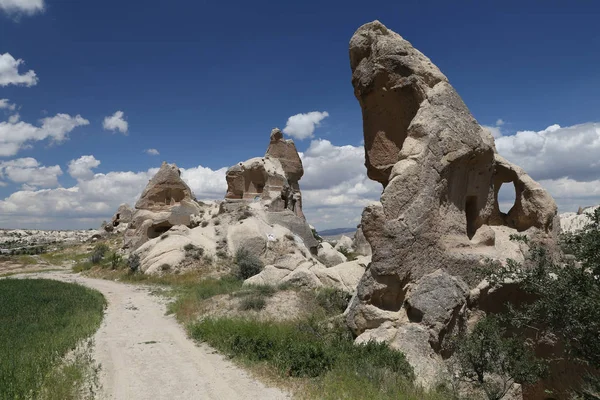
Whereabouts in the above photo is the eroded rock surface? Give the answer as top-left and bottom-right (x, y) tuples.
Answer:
(346, 20), (559, 391)
(124, 162), (201, 250)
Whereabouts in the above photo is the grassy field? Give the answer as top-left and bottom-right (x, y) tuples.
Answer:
(0, 279), (106, 400)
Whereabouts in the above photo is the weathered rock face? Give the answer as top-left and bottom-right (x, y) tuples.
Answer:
(224, 128), (318, 254)
(226, 128), (305, 219)
(124, 162), (200, 250)
(346, 21), (559, 390)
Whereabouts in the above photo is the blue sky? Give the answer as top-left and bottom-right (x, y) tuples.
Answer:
(1, 0), (600, 229)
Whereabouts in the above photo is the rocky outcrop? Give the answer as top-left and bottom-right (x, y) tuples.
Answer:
(317, 242), (347, 267)
(124, 162), (201, 250)
(560, 205), (599, 233)
(353, 225), (372, 256)
(346, 21), (559, 390)
(226, 128), (305, 219)
(225, 128), (318, 253)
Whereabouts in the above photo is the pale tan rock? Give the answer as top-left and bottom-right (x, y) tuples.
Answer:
(353, 225), (372, 256)
(317, 242), (347, 267)
(136, 162), (195, 211)
(334, 235), (354, 252)
(314, 256), (370, 294)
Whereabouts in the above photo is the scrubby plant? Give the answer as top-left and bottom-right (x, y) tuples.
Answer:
(315, 287), (352, 315)
(127, 253), (140, 273)
(183, 243), (204, 260)
(234, 248), (264, 280)
(237, 209), (253, 221)
(109, 252), (122, 270)
(90, 244), (108, 264)
(311, 227), (323, 242)
(449, 316), (546, 400)
(159, 263), (171, 272)
(336, 246), (357, 261)
(201, 221), (209, 228)
(239, 294), (267, 311)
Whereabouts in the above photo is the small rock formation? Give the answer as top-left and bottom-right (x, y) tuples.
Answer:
(334, 235), (354, 252)
(561, 205), (599, 233)
(346, 21), (559, 389)
(104, 203), (134, 233)
(317, 242), (347, 267)
(124, 162), (201, 250)
(226, 128), (305, 218)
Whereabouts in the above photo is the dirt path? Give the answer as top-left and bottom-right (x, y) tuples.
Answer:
(21, 272), (289, 400)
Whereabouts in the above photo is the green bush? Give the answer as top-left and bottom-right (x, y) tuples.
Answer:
(315, 287), (352, 315)
(184, 243), (204, 260)
(189, 317), (413, 380)
(127, 253), (140, 273)
(109, 252), (122, 269)
(90, 244), (108, 264)
(235, 248), (264, 280)
(239, 294), (267, 311)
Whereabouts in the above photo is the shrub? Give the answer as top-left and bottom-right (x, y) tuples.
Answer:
(315, 287), (352, 315)
(213, 219), (221, 226)
(90, 243), (108, 264)
(239, 294), (267, 311)
(450, 316), (546, 400)
(109, 252), (122, 270)
(337, 246), (358, 261)
(238, 209), (253, 221)
(184, 243), (204, 260)
(311, 228), (323, 242)
(201, 221), (209, 228)
(216, 250), (228, 259)
(159, 263), (171, 272)
(235, 248), (264, 280)
(127, 253), (140, 273)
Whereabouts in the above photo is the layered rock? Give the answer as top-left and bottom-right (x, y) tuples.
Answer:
(226, 128), (305, 219)
(345, 21), (558, 389)
(224, 128), (317, 253)
(124, 162), (201, 250)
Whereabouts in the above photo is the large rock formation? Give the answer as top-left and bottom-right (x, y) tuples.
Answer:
(226, 128), (305, 219)
(345, 21), (558, 388)
(225, 128), (317, 252)
(124, 162), (201, 250)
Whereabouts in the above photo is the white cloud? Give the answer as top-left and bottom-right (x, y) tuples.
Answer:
(102, 111), (128, 134)
(0, 113), (89, 156)
(0, 0), (44, 15)
(494, 122), (600, 213)
(181, 166), (228, 200)
(145, 148), (159, 155)
(300, 139), (381, 229)
(0, 157), (62, 188)
(68, 155), (101, 180)
(0, 53), (38, 87)
(283, 111), (329, 140)
(8, 114), (19, 123)
(482, 118), (505, 139)
(0, 99), (16, 111)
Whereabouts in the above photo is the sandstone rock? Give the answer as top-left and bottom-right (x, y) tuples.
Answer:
(346, 20), (559, 389)
(334, 235), (354, 252)
(317, 242), (347, 267)
(314, 256), (370, 294)
(560, 205), (599, 233)
(353, 225), (372, 256)
(404, 269), (469, 349)
(135, 162), (195, 211)
(226, 218), (268, 259)
(124, 163), (201, 250)
(113, 203), (133, 225)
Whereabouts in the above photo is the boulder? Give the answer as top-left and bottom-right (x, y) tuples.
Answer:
(314, 256), (371, 294)
(317, 242), (347, 267)
(346, 20), (559, 389)
(135, 162), (195, 211)
(353, 225), (372, 256)
(334, 235), (354, 252)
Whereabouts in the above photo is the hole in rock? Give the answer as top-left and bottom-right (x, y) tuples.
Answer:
(497, 182), (516, 214)
(147, 222), (173, 239)
(370, 275), (405, 312)
(465, 196), (479, 240)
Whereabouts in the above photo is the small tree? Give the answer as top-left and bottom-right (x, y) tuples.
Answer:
(235, 248), (263, 280)
(452, 316), (546, 400)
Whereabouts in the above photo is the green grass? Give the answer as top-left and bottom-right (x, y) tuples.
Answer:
(188, 317), (447, 399)
(0, 279), (106, 400)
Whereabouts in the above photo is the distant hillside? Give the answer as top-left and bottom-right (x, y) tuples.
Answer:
(318, 227), (356, 237)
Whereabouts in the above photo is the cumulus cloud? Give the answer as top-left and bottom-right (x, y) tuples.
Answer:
(0, 53), (38, 87)
(0, 113), (90, 156)
(300, 139), (381, 229)
(145, 148), (159, 155)
(0, 157), (62, 188)
(482, 118), (505, 139)
(0, 159), (229, 229)
(283, 111), (329, 140)
(0, 0), (44, 15)
(0, 99), (16, 111)
(102, 111), (128, 134)
(68, 155), (101, 180)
